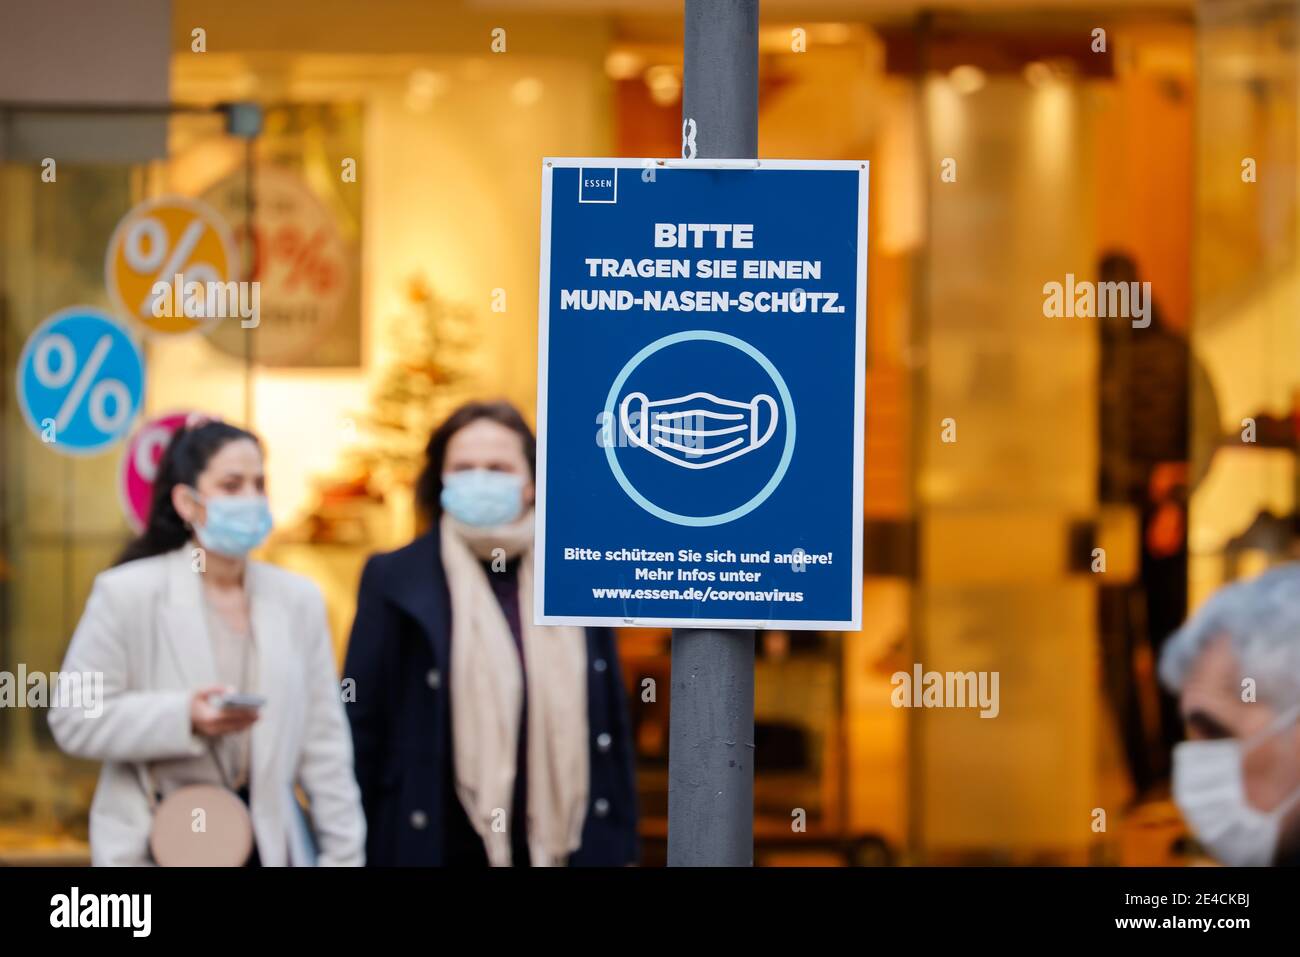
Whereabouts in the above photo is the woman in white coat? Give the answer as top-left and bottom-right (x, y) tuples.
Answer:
(49, 418), (364, 866)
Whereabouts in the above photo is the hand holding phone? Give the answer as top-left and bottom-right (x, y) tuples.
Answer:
(191, 686), (264, 738)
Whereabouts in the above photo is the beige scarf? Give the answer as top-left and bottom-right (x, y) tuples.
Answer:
(441, 508), (589, 866)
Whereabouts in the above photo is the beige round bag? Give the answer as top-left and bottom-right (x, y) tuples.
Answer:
(149, 782), (254, 867)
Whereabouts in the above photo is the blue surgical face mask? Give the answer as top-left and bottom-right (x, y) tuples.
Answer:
(190, 491), (274, 558)
(440, 469), (525, 527)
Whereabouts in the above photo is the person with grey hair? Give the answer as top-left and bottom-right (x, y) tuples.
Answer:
(1158, 564), (1300, 866)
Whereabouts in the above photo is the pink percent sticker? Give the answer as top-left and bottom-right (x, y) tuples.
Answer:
(119, 411), (192, 532)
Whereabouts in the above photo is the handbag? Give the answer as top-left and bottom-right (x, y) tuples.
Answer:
(145, 742), (255, 867)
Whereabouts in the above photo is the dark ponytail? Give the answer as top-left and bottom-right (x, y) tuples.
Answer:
(115, 420), (261, 566)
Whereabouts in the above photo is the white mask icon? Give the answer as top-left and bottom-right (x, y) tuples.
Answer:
(619, 390), (778, 469)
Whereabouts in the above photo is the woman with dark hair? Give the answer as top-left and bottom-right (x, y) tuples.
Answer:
(344, 399), (638, 866)
(49, 418), (365, 866)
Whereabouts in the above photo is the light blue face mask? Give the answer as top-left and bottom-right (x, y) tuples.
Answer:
(190, 491), (274, 558)
(440, 469), (525, 527)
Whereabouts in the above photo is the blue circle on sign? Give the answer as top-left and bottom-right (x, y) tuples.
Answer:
(16, 307), (146, 455)
(602, 330), (797, 527)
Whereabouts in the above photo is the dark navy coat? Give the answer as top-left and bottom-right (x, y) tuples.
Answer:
(343, 529), (638, 866)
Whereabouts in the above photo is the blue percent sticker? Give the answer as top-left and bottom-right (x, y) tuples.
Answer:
(16, 307), (145, 455)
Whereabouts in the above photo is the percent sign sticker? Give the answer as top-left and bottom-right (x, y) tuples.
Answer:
(105, 196), (238, 335)
(16, 308), (145, 455)
(119, 411), (191, 531)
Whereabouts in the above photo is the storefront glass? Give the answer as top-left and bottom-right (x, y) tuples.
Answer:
(0, 2), (1232, 867)
(1191, 0), (1300, 598)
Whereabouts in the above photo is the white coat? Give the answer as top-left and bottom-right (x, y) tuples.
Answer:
(48, 547), (365, 866)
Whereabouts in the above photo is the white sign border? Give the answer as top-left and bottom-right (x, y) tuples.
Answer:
(534, 157), (869, 632)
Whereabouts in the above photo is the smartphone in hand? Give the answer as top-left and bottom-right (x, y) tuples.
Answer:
(211, 692), (266, 711)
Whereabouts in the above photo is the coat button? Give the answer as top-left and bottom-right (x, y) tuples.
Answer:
(596, 732), (612, 752)
(593, 798), (610, 817)
(426, 669), (441, 690)
(593, 658), (608, 673)
(410, 810), (428, 830)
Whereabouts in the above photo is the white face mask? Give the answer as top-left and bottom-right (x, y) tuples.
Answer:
(619, 389), (778, 469)
(1172, 706), (1300, 867)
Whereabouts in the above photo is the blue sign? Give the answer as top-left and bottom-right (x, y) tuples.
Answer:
(536, 159), (868, 630)
(16, 307), (146, 455)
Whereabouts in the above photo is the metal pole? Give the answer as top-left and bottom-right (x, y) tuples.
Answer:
(667, 0), (758, 868)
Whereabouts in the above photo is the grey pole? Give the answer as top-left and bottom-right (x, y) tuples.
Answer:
(667, 0), (758, 868)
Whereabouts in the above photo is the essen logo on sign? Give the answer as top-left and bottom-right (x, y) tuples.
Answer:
(579, 167), (618, 204)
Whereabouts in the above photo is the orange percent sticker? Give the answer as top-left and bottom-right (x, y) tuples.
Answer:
(104, 196), (238, 335)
